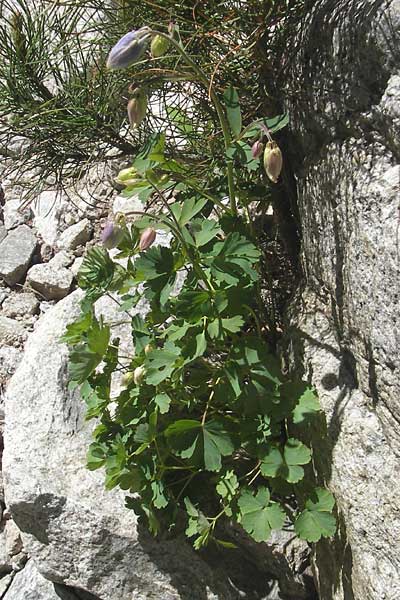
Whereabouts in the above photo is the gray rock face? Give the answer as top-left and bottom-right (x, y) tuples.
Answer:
(0, 519), (26, 575)
(0, 317), (26, 346)
(57, 219), (93, 250)
(283, 1), (400, 599)
(0, 227), (7, 245)
(3, 560), (77, 600)
(3, 200), (32, 231)
(0, 573), (13, 596)
(26, 262), (73, 300)
(0, 347), (22, 387)
(1, 293), (39, 318)
(32, 191), (68, 246)
(112, 194), (143, 218)
(3, 291), (314, 600)
(0, 226), (37, 287)
(2, 292), (233, 600)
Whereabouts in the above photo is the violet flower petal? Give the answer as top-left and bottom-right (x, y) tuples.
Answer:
(106, 27), (151, 69)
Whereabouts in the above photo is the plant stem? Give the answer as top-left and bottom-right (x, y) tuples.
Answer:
(150, 30), (237, 215)
(243, 304), (262, 338)
(147, 178), (214, 292)
(201, 376), (220, 425)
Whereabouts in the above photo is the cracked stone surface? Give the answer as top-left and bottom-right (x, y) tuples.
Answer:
(283, 1), (400, 599)
(0, 226), (37, 287)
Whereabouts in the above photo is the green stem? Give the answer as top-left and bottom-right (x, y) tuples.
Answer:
(176, 472), (196, 502)
(243, 304), (262, 338)
(146, 178), (214, 291)
(149, 30), (237, 215)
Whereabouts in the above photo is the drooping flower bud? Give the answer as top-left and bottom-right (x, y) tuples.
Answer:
(251, 140), (264, 159)
(139, 228), (156, 251)
(106, 27), (151, 69)
(127, 88), (148, 129)
(150, 34), (169, 58)
(101, 221), (124, 249)
(115, 166), (141, 187)
(263, 141), (283, 183)
(121, 371), (135, 387)
(144, 343), (153, 355)
(133, 366), (145, 385)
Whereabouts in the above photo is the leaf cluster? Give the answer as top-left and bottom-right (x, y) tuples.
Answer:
(58, 2), (335, 551)
(63, 133), (335, 549)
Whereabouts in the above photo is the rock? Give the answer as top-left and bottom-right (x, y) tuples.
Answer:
(39, 244), (53, 263)
(38, 301), (55, 316)
(2, 291), (235, 600)
(2, 560), (77, 600)
(26, 262), (73, 301)
(112, 193), (143, 217)
(0, 289), (9, 307)
(57, 219), (92, 250)
(1, 294), (39, 319)
(0, 348), (22, 386)
(31, 191), (68, 246)
(3, 200), (32, 231)
(48, 251), (74, 269)
(0, 317), (26, 347)
(0, 227), (6, 245)
(0, 529), (13, 574)
(283, 1), (400, 599)
(70, 257), (84, 278)
(65, 161), (115, 220)
(0, 226), (37, 287)
(0, 519), (25, 576)
(0, 573), (13, 596)
(4, 521), (22, 558)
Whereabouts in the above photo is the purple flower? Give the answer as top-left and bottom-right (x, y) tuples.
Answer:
(106, 27), (151, 69)
(101, 222), (124, 249)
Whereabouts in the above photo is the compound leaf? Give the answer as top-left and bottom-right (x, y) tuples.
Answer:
(260, 438), (311, 483)
(238, 487), (285, 542)
(294, 488), (336, 542)
(292, 386), (321, 425)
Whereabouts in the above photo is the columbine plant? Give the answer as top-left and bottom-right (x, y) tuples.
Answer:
(63, 24), (336, 549)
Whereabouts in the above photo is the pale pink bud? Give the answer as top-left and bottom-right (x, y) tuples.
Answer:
(127, 88), (148, 128)
(251, 140), (264, 159)
(263, 141), (283, 183)
(139, 228), (156, 251)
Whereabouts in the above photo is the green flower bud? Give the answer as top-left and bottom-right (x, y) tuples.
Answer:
(144, 343), (153, 355)
(121, 371), (135, 387)
(127, 88), (148, 129)
(151, 34), (169, 58)
(263, 141), (283, 183)
(115, 166), (141, 187)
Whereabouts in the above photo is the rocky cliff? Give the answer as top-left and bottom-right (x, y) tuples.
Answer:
(283, 0), (400, 598)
